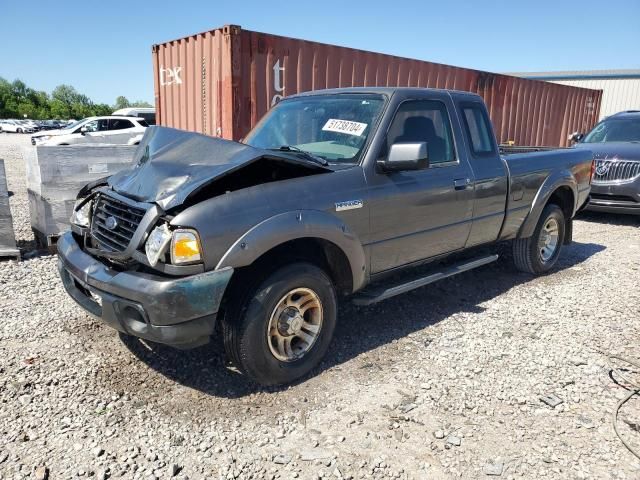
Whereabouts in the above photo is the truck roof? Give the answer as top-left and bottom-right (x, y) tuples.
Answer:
(291, 86), (483, 99)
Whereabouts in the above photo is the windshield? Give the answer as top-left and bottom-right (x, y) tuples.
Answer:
(244, 94), (386, 163)
(582, 117), (640, 143)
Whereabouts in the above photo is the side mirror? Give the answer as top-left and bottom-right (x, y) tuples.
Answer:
(80, 126), (88, 135)
(568, 131), (584, 143)
(378, 142), (429, 172)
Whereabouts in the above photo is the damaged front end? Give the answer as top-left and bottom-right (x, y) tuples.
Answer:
(60, 126), (330, 348)
(60, 178), (232, 347)
(69, 126), (331, 274)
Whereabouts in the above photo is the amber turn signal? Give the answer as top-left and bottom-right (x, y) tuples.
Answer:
(170, 229), (202, 264)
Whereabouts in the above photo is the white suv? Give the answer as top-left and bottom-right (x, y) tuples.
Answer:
(31, 116), (148, 146)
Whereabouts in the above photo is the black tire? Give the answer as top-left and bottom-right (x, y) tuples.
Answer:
(222, 262), (337, 386)
(512, 203), (565, 274)
(16, 128), (22, 133)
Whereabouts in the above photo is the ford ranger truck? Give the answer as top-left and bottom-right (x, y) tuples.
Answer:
(58, 88), (594, 385)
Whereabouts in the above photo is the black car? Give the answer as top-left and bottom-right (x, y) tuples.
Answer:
(572, 110), (640, 215)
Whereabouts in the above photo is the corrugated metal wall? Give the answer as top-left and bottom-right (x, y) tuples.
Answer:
(153, 27), (233, 138)
(153, 26), (602, 147)
(549, 78), (640, 120)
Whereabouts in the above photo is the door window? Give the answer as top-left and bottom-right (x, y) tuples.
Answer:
(385, 100), (456, 164)
(80, 119), (109, 133)
(460, 104), (495, 155)
(81, 120), (98, 132)
(109, 119), (134, 130)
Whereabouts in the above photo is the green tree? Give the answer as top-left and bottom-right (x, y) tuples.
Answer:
(93, 103), (113, 116)
(49, 99), (70, 119)
(130, 100), (153, 108)
(0, 77), (151, 120)
(113, 97), (152, 110)
(114, 96), (130, 110)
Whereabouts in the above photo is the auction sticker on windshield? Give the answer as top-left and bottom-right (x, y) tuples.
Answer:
(322, 119), (368, 137)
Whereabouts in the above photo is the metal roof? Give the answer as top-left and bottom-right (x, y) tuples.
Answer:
(507, 70), (640, 81)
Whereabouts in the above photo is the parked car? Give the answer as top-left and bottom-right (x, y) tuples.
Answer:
(13, 120), (34, 133)
(38, 120), (59, 131)
(112, 107), (155, 125)
(31, 116), (148, 146)
(23, 120), (40, 132)
(570, 110), (640, 215)
(58, 87), (593, 385)
(0, 119), (30, 133)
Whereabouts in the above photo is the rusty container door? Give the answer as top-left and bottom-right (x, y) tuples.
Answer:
(153, 25), (602, 146)
(152, 25), (239, 138)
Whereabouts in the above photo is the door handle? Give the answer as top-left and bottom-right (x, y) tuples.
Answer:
(454, 178), (471, 190)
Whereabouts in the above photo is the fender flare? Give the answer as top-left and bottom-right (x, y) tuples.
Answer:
(517, 169), (578, 239)
(216, 210), (367, 292)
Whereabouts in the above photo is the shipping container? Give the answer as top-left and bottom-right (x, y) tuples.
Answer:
(153, 25), (602, 147)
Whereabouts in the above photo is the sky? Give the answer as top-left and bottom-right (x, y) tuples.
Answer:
(1, 0), (638, 105)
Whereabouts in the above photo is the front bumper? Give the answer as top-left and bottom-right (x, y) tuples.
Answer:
(57, 231), (234, 348)
(586, 179), (640, 215)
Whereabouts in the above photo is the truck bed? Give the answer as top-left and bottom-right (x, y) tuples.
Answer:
(499, 148), (593, 240)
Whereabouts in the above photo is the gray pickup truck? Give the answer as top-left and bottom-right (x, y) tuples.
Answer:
(58, 87), (593, 385)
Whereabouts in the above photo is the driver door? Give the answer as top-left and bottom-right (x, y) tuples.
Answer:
(366, 94), (475, 273)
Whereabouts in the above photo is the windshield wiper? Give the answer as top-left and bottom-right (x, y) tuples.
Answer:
(271, 145), (329, 166)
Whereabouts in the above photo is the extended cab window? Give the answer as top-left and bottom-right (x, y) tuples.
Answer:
(109, 119), (134, 130)
(385, 100), (455, 164)
(461, 104), (495, 155)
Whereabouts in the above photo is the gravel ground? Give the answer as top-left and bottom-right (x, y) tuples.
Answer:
(0, 132), (639, 480)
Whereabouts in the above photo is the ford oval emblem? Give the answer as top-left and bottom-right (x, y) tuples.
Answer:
(105, 216), (118, 230)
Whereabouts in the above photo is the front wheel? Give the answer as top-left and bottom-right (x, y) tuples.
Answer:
(512, 203), (565, 274)
(222, 262), (337, 386)
(16, 128), (22, 133)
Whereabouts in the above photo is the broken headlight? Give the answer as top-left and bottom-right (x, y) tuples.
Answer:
(71, 199), (92, 228)
(170, 229), (202, 265)
(145, 223), (172, 266)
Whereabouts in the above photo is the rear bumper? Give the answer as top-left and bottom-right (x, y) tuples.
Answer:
(586, 181), (640, 215)
(57, 231), (234, 348)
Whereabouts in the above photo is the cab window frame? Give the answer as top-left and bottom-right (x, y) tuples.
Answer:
(380, 98), (459, 168)
(459, 101), (497, 157)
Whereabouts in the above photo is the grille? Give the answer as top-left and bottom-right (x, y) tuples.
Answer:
(592, 159), (640, 184)
(91, 194), (146, 252)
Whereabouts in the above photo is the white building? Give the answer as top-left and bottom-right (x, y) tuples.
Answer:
(508, 70), (640, 120)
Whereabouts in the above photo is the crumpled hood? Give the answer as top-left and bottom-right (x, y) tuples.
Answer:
(108, 126), (331, 210)
(573, 141), (640, 161)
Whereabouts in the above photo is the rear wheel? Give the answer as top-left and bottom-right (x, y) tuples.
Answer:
(16, 128), (22, 133)
(513, 203), (565, 274)
(222, 262), (337, 386)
